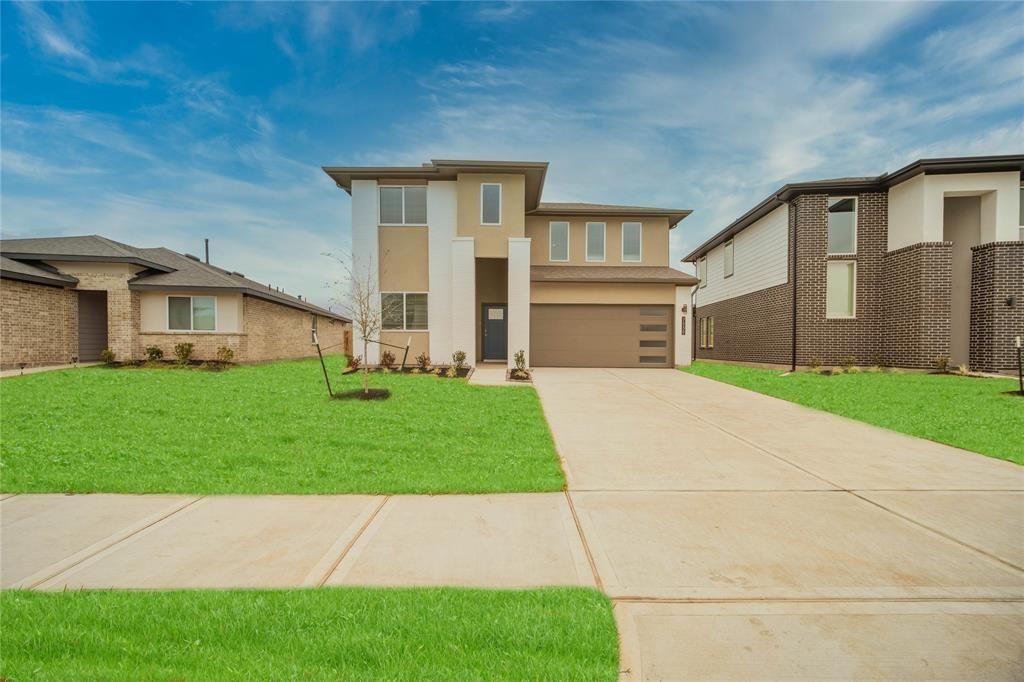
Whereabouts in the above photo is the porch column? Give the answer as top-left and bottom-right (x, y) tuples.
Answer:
(507, 237), (531, 369)
(451, 237), (476, 367)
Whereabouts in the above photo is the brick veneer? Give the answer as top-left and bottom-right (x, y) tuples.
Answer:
(881, 242), (952, 368)
(694, 283), (793, 364)
(970, 241), (1024, 372)
(56, 266), (141, 361)
(0, 279), (77, 369)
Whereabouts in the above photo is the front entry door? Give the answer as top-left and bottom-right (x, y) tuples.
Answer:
(482, 304), (508, 361)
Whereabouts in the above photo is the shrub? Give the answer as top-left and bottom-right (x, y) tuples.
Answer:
(215, 346), (234, 364)
(840, 355), (856, 371)
(847, 365), (862, 374)
(808, 355), (822, 371)
(932, 355), (950, 373)
(174, 342), (194, 365)
(145, 346), (164, 361)
(380, 350), (396, 370)
(831, 366), (845, 375)
(958, 363), (969, 375)
(347, 355), (361, 371)
(513, 349), (527, 372)
(415, 352), (432, 372)
(871, 352), (885, 368)
(445, 366), (457, 378)
(99, 348), (116, 364)
(451, 350), (467, 371)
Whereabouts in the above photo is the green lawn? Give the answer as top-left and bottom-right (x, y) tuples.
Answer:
(1, 587), (618, 680)
(0, 358), (564, 494)
(682, 362), (1024, 465)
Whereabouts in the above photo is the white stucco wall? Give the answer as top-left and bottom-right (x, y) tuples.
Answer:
(351, 179), (380, 364)
(696, 204), (789, 306)
(450, 237), (476, 367)
(674, 285), (693, 367)
(506, 237), (531, 369)
(427, 180), (457, 362)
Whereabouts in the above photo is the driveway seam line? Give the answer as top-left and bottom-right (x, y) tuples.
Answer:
(563, 490), (604, 592)
(25, 496), (205, 590)
(317, 495), (390, 587)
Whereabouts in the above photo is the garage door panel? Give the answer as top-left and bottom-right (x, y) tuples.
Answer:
(531, 304), (672, 368)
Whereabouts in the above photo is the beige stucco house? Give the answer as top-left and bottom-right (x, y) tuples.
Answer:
(323, 160), (698, 368)
(0, 235), (351, 369)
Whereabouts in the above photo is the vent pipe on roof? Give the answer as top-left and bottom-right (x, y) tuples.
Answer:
(204, 238), (209, 264)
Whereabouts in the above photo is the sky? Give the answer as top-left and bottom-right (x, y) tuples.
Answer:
(2, 1), (1022, 308)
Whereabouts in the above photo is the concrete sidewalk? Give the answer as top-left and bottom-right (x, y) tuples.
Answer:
(2, 368), (1022, 679)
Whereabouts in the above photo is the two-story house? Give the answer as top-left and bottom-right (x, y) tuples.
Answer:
(683, 155), (1024, 373)
(323, 160), (698, 369)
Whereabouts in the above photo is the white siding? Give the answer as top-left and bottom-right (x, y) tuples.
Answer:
(696, 204), (789, 306)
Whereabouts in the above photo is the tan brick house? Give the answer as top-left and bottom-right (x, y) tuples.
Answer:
(683, 155), (1024, 372)
(1, 235), (351, 369)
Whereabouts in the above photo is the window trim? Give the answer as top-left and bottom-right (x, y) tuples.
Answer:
(621, 221), (643, 262)
(826, 195), (858, 256)
(378, 185), (427, 226)
(825, 260), (857, 320)
(166, 295), (217, 332)
(585, 222), (606, 262)
(549, 221), (570, 262)
(480, 183), (502, 226)
(723, 239), (734, 278)
(380, 291), (430, 332)
(698, 256), (707, 288)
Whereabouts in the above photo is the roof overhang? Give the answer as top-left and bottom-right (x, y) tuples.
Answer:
(323, 159), (549, 211)
(529, 205), (692, 229)
(0, 268), (78, 288)
(530, 265), (699, 286)
(1, 252), (174, 272)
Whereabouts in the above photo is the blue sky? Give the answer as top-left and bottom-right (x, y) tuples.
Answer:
(2, 1), (1021, 307)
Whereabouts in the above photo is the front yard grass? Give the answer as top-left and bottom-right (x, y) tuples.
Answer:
(0, 357), (565, 494)
(682, 362), (1023, 465)
(1, 587), (618, 680)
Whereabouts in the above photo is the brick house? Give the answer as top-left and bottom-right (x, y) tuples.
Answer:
(683, 155), (1023, 373)
(1, 235), (352, 369)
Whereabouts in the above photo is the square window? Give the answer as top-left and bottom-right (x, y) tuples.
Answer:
(549, 222), (569, 261)
(622, 222), (642, 262)
(381, 293), (405, 329)
(826, 261), (856, 318)
(586, 222), (605, 261)
(827, 197), (857, 254)
(481, 183), (501, 225)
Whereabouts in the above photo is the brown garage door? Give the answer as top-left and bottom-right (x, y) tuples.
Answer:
(530, 304), (673, 367)
(77, 290), (108, 361)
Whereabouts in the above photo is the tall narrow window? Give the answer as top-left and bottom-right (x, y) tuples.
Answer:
(405, 293), (428, 330)
(549, 221), (569, 262)
(481, 183), (501, 225)
(698, 256), (707, 287)
(827, 197), (857, 254)
(622, 222), (642, 262)
(708, 317), (714, 348)
(404, 186), (427, 224)
(586, 222), (605, 261)
(826, 261), (856, 318)
(699, 317), (707, 348)
(381, 293), (405, 330)
(723, 240), (734, 277)
(311, 315), (318, 344)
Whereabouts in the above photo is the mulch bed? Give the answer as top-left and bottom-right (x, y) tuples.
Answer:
(507, 369), (532, 383)
(332, 388), (391, 401)
(342, 366), (472, 378)
(101, 360), (234, 371)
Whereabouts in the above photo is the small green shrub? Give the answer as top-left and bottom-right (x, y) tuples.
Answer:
(347, 355), (361, 371)
(415, 352), (432, 372)
(831, 366), (845, 375)
(144, 346), (164, 361)
(513, 349), (527, 372)
(871, 352), (884, 368)
(808, 355), (822, 371)
(174, 342), (194, 365)
(99, 348), (116, 364)
(445, 366), (458, 378)
(215, 346), (234, 364)
(933, 355), (950, 373)
(451, 350), (467, 371)
(380, 350), (396, 370)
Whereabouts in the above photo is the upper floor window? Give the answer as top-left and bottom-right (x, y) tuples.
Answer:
(586, 222), (606, 262)
(481, 183), (502, 225)
(379, 186), (427, 225)
(549, 221), (569, 262)
(381, 292), (428, 331)
(698, 256), (707, 287)
(724, 239), (735, 278)
(827, 197), (857, 255)
(168, 295), (216, 331)
(622, 222), (642, 262)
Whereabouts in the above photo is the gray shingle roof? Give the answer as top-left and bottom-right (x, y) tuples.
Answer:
(0, 256), (79, 287)
(1, 235), (174, 271)
(531, 265), (698, 285)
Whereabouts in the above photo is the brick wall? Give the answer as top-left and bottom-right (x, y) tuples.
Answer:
(243, 296), (348, 362)
(58, 267), (140, 361)
(136, 332), (248, 362)
(971, 241), (1024, 372)
(0, 279), (77, 369)
(694, 283), (793, 364)
(881, 242), (952, 368)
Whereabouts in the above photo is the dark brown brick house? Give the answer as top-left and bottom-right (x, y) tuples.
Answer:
(683, 155), (1024, 373)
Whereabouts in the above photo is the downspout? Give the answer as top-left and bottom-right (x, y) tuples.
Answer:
(790, 197), (798, 372)
(691, 285), (698, 361)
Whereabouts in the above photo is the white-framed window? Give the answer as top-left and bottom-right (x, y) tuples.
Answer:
(379, 185), (427, 225)
(381, 292), (428, 331)
(723, 240), (734, 278)
(481, 183), (502, 225)
(622, 222), (642, 262)
(586, 222), (606, 262)
(699, 316), (714, 348)
(311, 314), (318, 344)
(167, 295), (216, 332)
(549, 221), (569, 262)
(698, 256), (707, 287)
(826, 261), (856, 319)
(827, 197), (857, 255)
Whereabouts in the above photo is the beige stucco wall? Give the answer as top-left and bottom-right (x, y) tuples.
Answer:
(457, 173), (526, 258)
(525, 216), (670, 266)
(378, 226), (429, 292)
(379, 331), (430, 364)
(530, 281), (676, 304)
(139, 291), (243, 333)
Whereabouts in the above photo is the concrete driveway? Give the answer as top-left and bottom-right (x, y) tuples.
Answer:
(534, 368), (1024, 680)
(2, 367), (1022, 679)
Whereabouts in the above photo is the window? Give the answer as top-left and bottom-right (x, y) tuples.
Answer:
(622, 222), (642, 262)
(640, 324), (667, 332)
(311, 315), (318, 344)
(586, 222), (605, 261)
(379, 186), (427, 225)
(827, 197), (857, 254)
(1019, 187), (1023, 228)
(723, 240), (734, 278)
(381, 292), (428, 331)
(826, 261), (856, 318)
(699, 317), (714, 348)
(698, 256), (707, 287)
(708, 317), (714, 348)
(549, 221), (569, 262)
(481, 183), (501, 225)
(167, 296), (216, 331)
